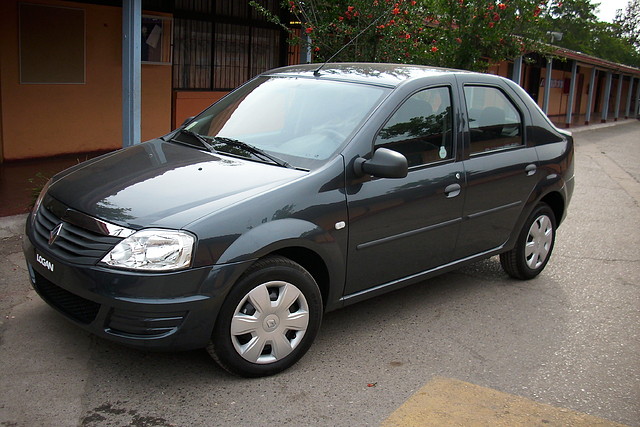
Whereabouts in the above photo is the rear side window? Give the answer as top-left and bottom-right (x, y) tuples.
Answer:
(375, 87), (453, 168)
(464, 86), (523, 155)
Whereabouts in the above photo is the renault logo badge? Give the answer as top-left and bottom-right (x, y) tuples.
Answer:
(49, 223), (64, 246)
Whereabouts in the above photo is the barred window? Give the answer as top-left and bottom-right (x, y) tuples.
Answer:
(172, 0), (283, 90)
(172, 18), (212, 89)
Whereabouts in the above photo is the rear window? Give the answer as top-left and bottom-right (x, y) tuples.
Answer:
(464, 86), (523, 155)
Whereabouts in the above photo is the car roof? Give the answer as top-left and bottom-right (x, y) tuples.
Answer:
(263, 63), (474, 88)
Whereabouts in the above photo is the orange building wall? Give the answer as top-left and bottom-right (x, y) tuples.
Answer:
(0, 0), (171, 161)
(537, 68), (567, 118)
(172, 91), (229, 129)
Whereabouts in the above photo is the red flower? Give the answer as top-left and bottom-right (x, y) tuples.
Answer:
(405, 33), (411, 39)
(431, 46), (439, 52)
(498, 3), (507, 9)
(488, 22), (495, 28)
(393, 7), (400, 14)
(347, 6), (354, 12)
(314, 46), (320, 52)
(493, 12), (500, 21)
(411, 0), (417, 4)
(305, 27), (313, 34)
(338, 16), (344, 21)
(388, 19), (395, 24)
(455, 37), (462, 43)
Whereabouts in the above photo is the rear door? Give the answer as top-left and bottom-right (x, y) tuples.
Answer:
(453, 80), (539, 259)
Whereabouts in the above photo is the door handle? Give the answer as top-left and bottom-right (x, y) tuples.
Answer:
(525, 164), (537, 176)
(444, 183), (461, 198)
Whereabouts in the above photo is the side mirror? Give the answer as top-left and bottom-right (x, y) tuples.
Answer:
(354, 148), (408, 179)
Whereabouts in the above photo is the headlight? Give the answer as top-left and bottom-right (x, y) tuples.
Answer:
(100, 229), (195, 271)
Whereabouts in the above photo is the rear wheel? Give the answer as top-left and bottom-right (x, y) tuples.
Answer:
(500, 203), (556, 280)
(207, 256), (322, 377)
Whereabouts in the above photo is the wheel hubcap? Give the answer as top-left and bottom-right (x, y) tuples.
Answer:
(231, 281), (309, 364)
(525, 214), (553, 270)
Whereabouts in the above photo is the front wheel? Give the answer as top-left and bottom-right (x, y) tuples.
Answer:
(500, 203), (556, 280)
(207, 256), (323, 377)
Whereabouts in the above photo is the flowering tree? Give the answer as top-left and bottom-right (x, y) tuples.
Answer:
(252, 0), (557, 71)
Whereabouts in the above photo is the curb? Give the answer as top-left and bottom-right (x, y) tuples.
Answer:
(569, 118), (638, 133)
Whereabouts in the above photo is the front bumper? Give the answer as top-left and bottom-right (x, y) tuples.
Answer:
(23, 224), (252, 351)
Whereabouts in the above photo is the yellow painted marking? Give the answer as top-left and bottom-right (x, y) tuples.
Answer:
(382, 377), (628, 427)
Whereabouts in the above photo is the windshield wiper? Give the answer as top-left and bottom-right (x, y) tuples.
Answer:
(213, 136), (293, 169)
(171, 129), (217, 154)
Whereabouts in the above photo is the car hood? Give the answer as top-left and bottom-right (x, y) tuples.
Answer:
(48, 139), (306, 230)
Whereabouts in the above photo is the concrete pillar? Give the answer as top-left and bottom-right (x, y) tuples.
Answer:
(625, 77), (634, 119)
(585, 68), (597, 125)
(601, 71), (612, 123)
(122, 0), (141, 148)
(634, 78), (640, 118)
(511, 56), (523, 87)
(565, 60), (578, 127)
(300, 34), (312, 64)
(614, 73), (624, 121)
(542, 58), (553, 114)
(636, 79), (640, 117)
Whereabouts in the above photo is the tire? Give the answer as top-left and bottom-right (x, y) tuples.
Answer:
(207, 256), (323, 377)
(500, 203), (556, 280)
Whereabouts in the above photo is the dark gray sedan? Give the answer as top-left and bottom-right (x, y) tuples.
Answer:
(23, 63), (574, 377)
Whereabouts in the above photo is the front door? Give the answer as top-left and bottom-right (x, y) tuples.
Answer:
(345, 86), (464, 296)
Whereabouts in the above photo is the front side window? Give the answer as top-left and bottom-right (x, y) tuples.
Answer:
(375, 87), (453, 168)
(464, 86), (523, 155)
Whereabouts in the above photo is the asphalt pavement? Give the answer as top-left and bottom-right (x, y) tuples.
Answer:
(1, 120), (638, 426)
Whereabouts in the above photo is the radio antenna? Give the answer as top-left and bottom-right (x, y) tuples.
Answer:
(313, 7), (394, 76)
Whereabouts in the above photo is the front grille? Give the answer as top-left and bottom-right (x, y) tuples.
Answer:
(107, 309), (186, 337)
(33, 271), (100, 324)
(33, 206), (122, 265)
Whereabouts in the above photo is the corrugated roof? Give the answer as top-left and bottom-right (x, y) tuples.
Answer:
(551, 46), (640, 76)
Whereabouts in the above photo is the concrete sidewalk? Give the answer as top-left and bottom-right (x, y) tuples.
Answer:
(0, 213), (27, 239)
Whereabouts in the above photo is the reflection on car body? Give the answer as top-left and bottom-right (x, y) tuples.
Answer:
(23, 63), (574, 377)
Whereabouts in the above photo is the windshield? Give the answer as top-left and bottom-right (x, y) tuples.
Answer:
(180, 76), (390, 170)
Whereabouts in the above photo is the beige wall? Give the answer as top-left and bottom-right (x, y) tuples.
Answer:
(0, 0), (171, 161)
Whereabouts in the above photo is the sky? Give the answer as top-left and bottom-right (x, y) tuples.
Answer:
(592, 0), (629, 22)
